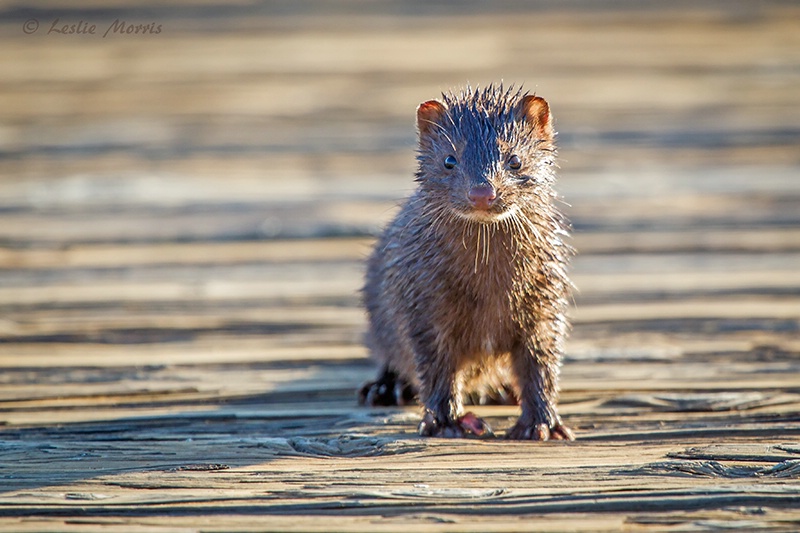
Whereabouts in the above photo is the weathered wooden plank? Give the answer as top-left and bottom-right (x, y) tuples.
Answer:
(1, 426), (799, 530)
(0, 228), (799, 274)
(0, 0), (798, 531)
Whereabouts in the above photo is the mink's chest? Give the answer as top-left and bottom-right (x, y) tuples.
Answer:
(426, 230), (528, 356)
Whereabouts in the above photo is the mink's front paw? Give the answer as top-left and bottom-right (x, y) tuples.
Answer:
(418, 411), (494, 438)
(506, 420), (574, 441)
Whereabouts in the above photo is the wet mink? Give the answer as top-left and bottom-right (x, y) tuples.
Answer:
(359, 85), (574, 441)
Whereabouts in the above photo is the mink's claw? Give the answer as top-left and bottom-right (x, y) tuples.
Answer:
(358, 372), (417, 407)
(418, 410), (494, 438)
(506, 421), (574, 441)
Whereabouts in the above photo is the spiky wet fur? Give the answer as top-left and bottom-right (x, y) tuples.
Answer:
(361, 84), (574, 439)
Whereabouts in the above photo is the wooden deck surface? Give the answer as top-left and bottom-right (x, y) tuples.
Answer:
(1, 1), (800, 531)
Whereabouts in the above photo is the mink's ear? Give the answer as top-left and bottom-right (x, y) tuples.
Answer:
(515, 95), (554, 141)
(416, 99), (447, 139)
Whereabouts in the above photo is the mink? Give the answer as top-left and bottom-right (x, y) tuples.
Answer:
(359, 85), (574, 440)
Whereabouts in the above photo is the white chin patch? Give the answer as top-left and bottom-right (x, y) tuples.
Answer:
(452, 204), (519, 223)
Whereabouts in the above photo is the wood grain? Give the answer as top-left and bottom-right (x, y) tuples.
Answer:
(1, 0), (799, 531)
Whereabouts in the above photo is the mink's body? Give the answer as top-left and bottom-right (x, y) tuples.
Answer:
(360, 85), (574, 440)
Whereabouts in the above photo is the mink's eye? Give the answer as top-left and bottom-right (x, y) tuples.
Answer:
(443, 155), (457, 169)
(507, 154), (522, 170)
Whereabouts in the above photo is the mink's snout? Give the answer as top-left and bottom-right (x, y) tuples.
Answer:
(468, 184), (497, 211)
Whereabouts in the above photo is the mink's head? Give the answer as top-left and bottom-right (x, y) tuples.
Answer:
(414, 85), (557, 224)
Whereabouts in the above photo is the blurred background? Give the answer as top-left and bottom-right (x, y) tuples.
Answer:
(2, 3), (799, 525)
(0, 0), (798, 406)
(3, 1), (798, 225)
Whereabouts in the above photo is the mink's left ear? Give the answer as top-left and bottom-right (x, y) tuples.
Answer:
(515, 95), (554, 141)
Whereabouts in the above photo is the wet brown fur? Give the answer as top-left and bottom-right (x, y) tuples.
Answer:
(360, 85), (574, 440)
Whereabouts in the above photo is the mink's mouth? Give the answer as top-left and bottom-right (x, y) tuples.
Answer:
(451, 204), (519, 224)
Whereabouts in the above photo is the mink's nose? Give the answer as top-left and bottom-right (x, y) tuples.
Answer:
(468, 185), (497, 211)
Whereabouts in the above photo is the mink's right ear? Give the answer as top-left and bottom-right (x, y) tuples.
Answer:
(416, 99), (447, 139)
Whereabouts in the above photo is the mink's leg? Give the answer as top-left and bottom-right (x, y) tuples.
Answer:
(358, 366), (417, 407)
(412, 327), (493, 438)
(507, 339), (574, 441)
